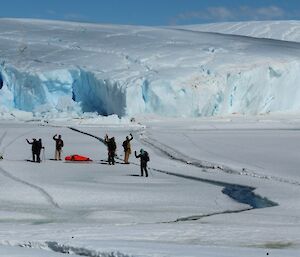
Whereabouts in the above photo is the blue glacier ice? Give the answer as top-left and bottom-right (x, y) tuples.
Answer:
(1, 19), (300, 120)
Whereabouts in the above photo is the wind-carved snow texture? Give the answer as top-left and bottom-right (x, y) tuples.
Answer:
(1, 19), (300, 119)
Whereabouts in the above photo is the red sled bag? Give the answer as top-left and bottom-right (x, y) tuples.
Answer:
(65, 155), (92, 162)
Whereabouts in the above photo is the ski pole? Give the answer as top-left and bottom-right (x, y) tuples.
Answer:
(43, 148), (46, 162)
(148, 166), (154, 177)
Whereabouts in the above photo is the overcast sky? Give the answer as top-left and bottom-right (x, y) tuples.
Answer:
(0, 0), (300, 25)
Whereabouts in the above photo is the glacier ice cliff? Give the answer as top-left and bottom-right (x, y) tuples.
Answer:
(1, 19), (300, 119)
(2, 60), (300, 119)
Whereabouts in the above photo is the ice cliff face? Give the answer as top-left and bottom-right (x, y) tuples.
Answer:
(1, 18), (300, 119)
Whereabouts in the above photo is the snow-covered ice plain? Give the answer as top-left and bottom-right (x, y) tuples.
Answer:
(1, 19), (300, 256)
(1, 117), (300, 257)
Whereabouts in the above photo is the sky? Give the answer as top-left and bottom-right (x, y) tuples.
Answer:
(0, 0), (300, 26)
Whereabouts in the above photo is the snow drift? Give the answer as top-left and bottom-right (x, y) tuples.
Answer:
(1, 18), (300, 119)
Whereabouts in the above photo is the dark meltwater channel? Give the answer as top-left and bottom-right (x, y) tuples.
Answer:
(68, 126), (278, 223)
(151, 169), (278, 223)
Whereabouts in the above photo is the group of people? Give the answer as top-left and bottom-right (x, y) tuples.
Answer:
(26, 134), (64, 163)
(105, 133), (150, 177)
(26, 132), (150, 177)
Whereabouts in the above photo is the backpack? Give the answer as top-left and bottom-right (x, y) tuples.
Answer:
(122, 140), (128, 150)
(144, 151), (150, 162)
(57, 139), (64, 149)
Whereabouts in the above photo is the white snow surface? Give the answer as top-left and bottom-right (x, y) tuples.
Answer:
(0, 116), (300, 256)
(184, 20), (300, 42)
(1, 19), (300, 119)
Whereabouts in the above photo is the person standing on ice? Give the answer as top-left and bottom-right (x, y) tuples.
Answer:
(135, 149), (149, 177)
(105, 134), (117, 165)
(36, 138), (44, 163)
(26, 138), (38, 162)
(122, 133), (133, 164)
(53, 134), (64, 160)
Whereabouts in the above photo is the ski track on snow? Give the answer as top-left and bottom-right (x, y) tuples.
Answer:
(1, 128), (37, 154)
(137, 130), (300, 187)
(0, 131), (7, 148)
(0, 131), (7, 157)
(0, 131), (60, 209)
(0, 166), (60, 209)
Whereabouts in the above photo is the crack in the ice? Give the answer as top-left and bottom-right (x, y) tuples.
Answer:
(150, 167), (277, 222)
(0, 166), (60, 209)
(151, 167), (278, 206)
(139, 134), (216, 169)
(138, 130), (300, 186)
(164, 208), (253, 223)
(68, 127), (105, 143)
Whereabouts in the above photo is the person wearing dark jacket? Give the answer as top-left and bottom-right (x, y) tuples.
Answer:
(135, 149), (149, 177)
(105, 134), (117, 165)
(53, 134), (64, 160)
(26, 138), (38, 162)
(36, 138), (44, 163)
(122, 133), (133, 164)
